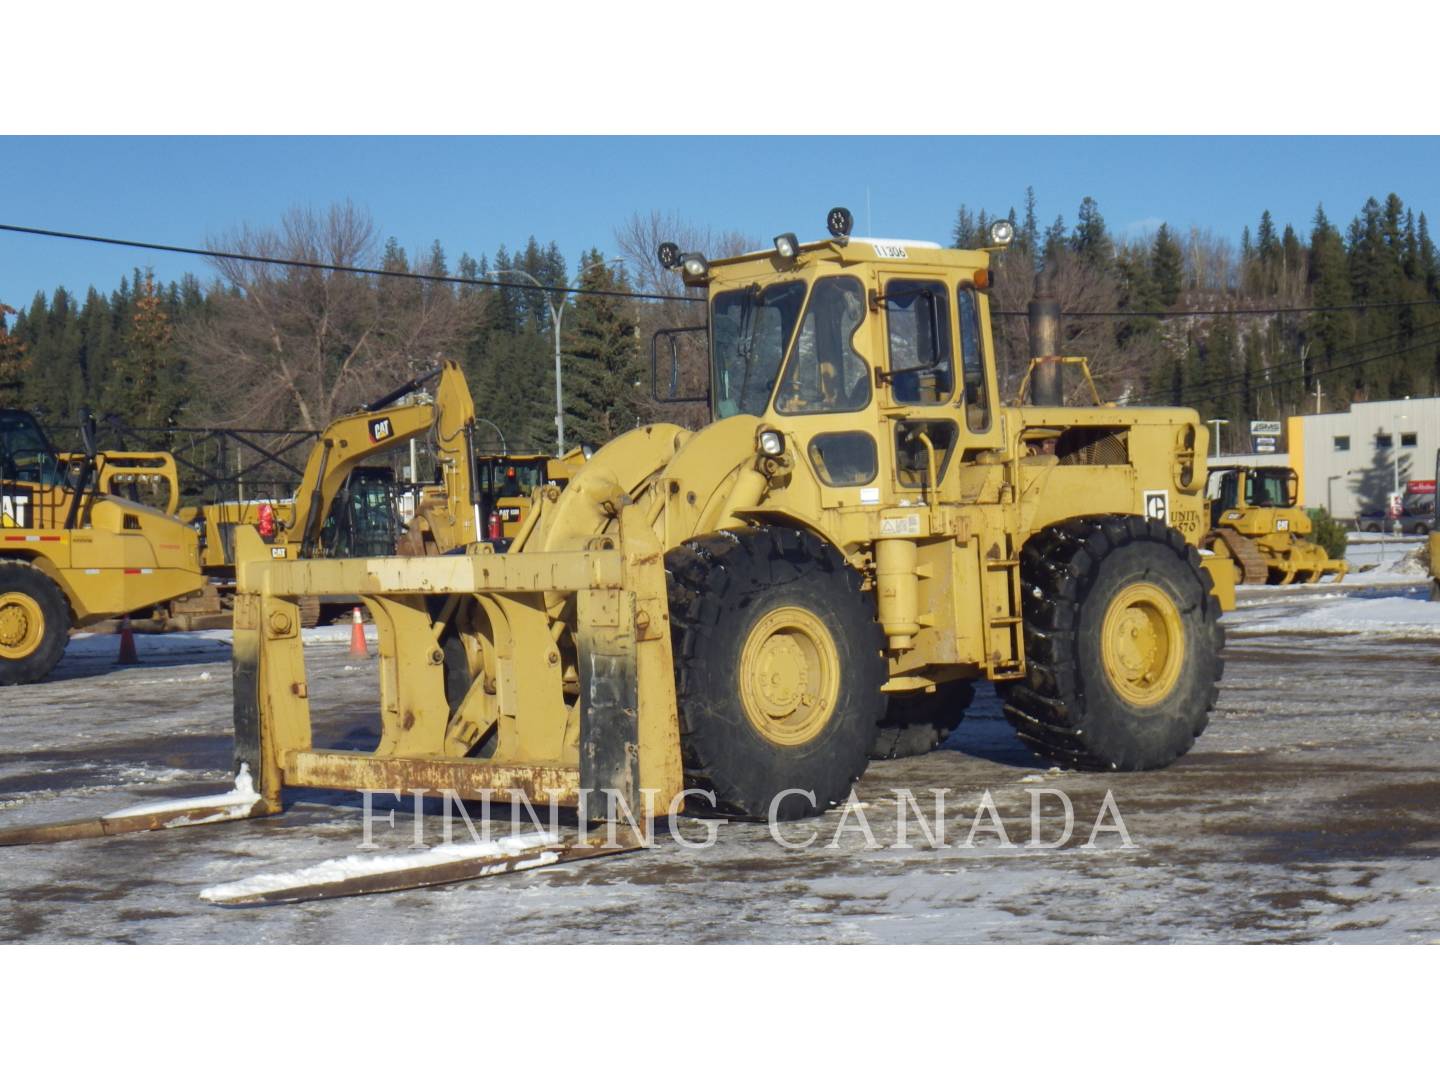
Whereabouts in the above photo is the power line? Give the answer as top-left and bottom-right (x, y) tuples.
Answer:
(0, 222), (706, 306)
(996, 297), (1440, 319)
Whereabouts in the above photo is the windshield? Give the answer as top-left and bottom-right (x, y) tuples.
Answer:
(0, 410), (66, 488)
(712, 281), (808, 418)
(479, 458), (547, 498)
(1246, 469), (1294, 508)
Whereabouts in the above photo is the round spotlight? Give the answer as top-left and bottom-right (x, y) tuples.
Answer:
(681, 253), (710, 279)
(826, 207), (854, 238)
(657, 242), (681, 269)
(989, 220), (1015, 246)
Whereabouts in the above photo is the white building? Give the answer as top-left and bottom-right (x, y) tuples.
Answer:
(1209, 397), (1440, 520)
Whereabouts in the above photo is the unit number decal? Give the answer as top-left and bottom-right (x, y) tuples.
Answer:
(1143, 490), (1169, 524)
(872, 243), (909, 259)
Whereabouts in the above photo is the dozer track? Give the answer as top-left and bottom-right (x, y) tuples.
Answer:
(1205, 526), (1269, 585)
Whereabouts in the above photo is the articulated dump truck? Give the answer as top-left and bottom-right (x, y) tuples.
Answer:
(0, 210), (1235, 903)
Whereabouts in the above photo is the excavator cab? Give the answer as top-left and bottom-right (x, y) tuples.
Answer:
(318, 466), (405, 558)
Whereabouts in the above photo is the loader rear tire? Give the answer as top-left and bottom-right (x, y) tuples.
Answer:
(0, 561), (70, 686)
(869, 680), (975, 759)
(666, 527), (886, 820)
(998, 516), (1223, 771)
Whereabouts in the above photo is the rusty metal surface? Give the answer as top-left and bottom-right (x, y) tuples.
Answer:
(256, 550), (625, 598)
(206, 840), (641, 907)
(284, 750), (581, 804)
(0, 799), (269, 847)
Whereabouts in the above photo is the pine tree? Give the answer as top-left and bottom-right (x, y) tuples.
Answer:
(1070, 197), (1112, 267)
(1020, 186), (1039, 270)
(561, 251), (645, 446)
(1151, 224), (1184, 306)
(1042, 214), (1067, 267)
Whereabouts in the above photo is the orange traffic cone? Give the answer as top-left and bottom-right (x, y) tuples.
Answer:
(117, 616), (139, 665)
(349, 606), (368, 657)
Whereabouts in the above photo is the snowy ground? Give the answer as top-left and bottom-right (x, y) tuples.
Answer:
(1, 568), (1437, 943)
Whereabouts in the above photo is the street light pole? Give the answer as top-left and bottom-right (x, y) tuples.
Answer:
(487, 258), (625, 457)
(474, 417), (508, 454)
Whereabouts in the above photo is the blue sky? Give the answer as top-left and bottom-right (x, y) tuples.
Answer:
(2, 136), (1438, 311)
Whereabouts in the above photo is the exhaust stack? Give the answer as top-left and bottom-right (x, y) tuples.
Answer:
(1028, 277), (1063, 407)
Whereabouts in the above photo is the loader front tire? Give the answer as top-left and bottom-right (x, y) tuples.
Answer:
(666, 527), (886, 820)
(0, 561), (70, 686)
(869, 680), (975, 759)
(999, 516), (1223, 771)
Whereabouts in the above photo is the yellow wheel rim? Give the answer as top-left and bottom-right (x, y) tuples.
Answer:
(738, 605), (840, 746)
(0, 591), (45, 661)
(1100, 582), (1184, 707)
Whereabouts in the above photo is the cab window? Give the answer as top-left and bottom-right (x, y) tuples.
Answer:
(885, 280), (953, 405)
(776, 276), (871, 414)
(712, 281), (808, 418)
(957, 287), (991, 432)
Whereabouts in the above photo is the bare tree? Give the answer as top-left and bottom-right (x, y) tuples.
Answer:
(615, 211), (758, 428)
(182, 201), (478, 430)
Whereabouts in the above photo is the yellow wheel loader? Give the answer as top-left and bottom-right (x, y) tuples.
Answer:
(1, 211), (1237, 903)
(1203, 465), (1347, 585)
(0, 408), (204, 684)
(474, 451), (576, 545)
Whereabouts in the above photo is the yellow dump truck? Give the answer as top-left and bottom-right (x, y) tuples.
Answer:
(0, 408), (204, 683)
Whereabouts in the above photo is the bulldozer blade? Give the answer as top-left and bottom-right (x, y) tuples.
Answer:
(0, 766), (268, 847)
(201, 836), (641, 907)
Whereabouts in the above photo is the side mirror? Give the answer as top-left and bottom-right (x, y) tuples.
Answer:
(650, 325), (710, 404)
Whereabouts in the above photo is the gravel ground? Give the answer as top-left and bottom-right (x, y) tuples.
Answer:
(1, 583), (1437, 944)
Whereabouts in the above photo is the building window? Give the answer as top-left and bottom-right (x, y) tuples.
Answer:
(1375, 433), (1393, 449)
(1401, 432), (1418, 447)
(1333, 435), (1350, 451)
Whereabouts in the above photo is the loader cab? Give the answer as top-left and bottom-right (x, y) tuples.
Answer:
(475, 453), (555, 539)
(658, 211), (1004, 505)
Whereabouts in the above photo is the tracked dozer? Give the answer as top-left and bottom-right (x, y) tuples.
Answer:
(1, 211), (1236, 902)
(1203, 465), (1347, 585)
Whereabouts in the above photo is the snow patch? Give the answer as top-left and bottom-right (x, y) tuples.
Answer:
(1239, 595), (1440, 636)
(199, 831), (561, 903)
(103, 763), (261, 821)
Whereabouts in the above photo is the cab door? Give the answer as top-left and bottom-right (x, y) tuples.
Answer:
(876, 273), (961, 501)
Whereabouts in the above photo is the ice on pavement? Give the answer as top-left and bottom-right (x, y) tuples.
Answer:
(199, 831), (561, 903)
(103, 763), (261, 821)
(64, 623), (377, 659)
